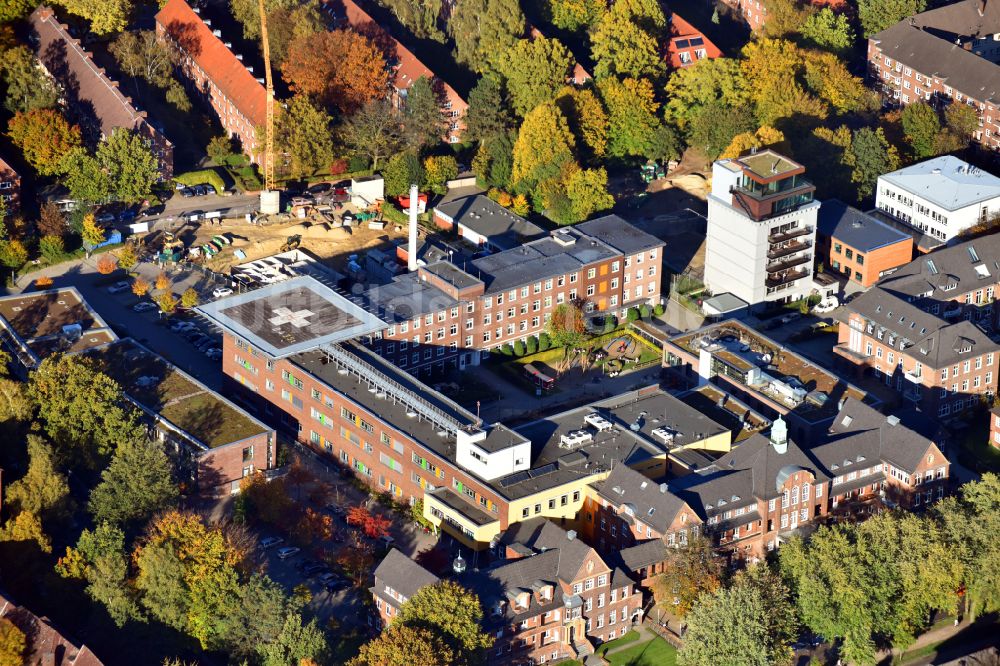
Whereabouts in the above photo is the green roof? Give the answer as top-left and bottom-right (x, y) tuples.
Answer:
(736, 150), (800, 180)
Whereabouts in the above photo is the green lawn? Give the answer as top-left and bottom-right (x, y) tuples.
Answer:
(604, 636), (678, 666)
(596, 630), (642, 656)
(958, 418), (1000, 472)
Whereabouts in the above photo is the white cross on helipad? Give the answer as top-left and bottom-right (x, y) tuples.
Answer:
(269, 307), (315, 328)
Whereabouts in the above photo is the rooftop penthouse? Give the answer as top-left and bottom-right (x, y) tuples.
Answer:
(0, 288), (116, 370)
(713, 150), (816, 222)
(666, 320), (873, 435)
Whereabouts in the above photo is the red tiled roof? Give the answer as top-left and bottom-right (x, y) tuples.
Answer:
(0, 155), (17, 180)
(0, 590), (104, 666)
(155, 0), (266, 128)
(666, 12), (722, 68)
(29, 6), (171, 145)
(329, 0), (467, 113)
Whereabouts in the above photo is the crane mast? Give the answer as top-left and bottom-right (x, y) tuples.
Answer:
(257, 0), (279, 213)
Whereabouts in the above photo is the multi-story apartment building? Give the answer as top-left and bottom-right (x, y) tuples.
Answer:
(0, 156), (21, 216)
(704, 150), (821, 309)
(30, 6), (174, 179)
(867, 1), (1000, 151)
(326, 0), (468, 143)
(433, 194), (546, 252)
(370, 548), (439, 628)
(588, 399), (949, 567)
(156, 0), (266, 162)
(817, 199), (913, 288)
(663, 319), (874, 441)
(874, 156), (1000, 244)
(835, 286), (1000, 416)
(364, 215), (664, 378)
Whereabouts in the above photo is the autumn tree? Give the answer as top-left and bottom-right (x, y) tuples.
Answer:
(340, 99), (402, 170)
(946, 103), (979, 143)
(590, 0), (664, 80)
(721, 126), (785, 160)
(29, 354), (144, 461)
(0, 377), (32, 423)
(542, 165), (614, 225)
(544, 0), (605, 31)
(510, 101), (575, 196)
(239, 472), (295, 525)
(545, 302), (586, 348)
(398, 580), (493, 661)
(336, 544), (376, 588)
(423, 155), (459, 195)
(283, 30), (388, 114)
(96, 255), (117, 275)
(449, 0), (525, 73)
(275, 95), (336, 179)
(349, 624), (457, 666)
(741, 39), (827, 126)
(402, 77), (447, 152)
(55, 0), (132, 35)
(1, 46), (58, 113)
(0, 240), (28, 269)
(0, 0), (32, 22)
(801, 7), (854, 54)
(7, 109), (82, 176)
(555, 86), (608, 161)
(4, 435), (71, 521)
(89, 439), (179, 526)
(37, 202), (66, 238)
(760, 0), (812, 39)
(499, 37), (574, 118)
(180, 288), (199, 309)
(0, 511), (51, 552)
(268, 4), (325, 65)
(652, 535), (724, 619)
(82, 214), (106, 248)
(0, 617), (25, 666)
(156, 291), (178, 315)
(132, 277), (151, 297)
(230, 0), (300, 40)
(663, 58), (748, 132)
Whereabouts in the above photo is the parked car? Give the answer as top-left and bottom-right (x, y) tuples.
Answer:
(180, 187), (194, 198)
(194, 338), (215, 351)
(95, 212), (115, 224)
(119, 210), (136, 223)
(260, 536), (284, 549)
(107, 281), (130, 294)
(204, 346), (221, 357)
(192, 185), (207, 196)
(779, 312), (802, 325)
(133, 302), (158, 313)
(325, 579), (349, 593)
(325, 503), (345, 516)
(305, 564), (330, 576)
(212, 287), (234, 298)
(317, 572), (339, 584)
(308, 182), (331, 195)
(171, 321), (196, 332)
(184, 329), (206, 341)
(276, 546), (300, 560)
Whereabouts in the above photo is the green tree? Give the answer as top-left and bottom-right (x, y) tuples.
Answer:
(563, 166), (614, 224)
(687, 101), (757, 161)
(449, 0), (525, 73)
(664, 58), (748, 131)
(0, 377), (32, 423)
(499, 37), (573, 117)
(60, 148), (112, 203)
(597, 76), (661, 158)
(545, 0), (605, 30)
(856, 0), (926, 37)
(0, 616), (25, 666)
(760, 0), (811, 39)
(276, 95), (335, 179)
(555, 86), (609, 161)
(398, 580), (493, 661)
(376, 0), (444, 41)
(97, 129), (160, 203)
(680, 583), (771, 666)
(29, 354), (145, 461)
(4, 435), (70, 520)
(109, 30), (179, 89)
(849, 127), (900, 199)
(402, 77), (447, 151)
(7, 109), (82, 176)
(0, 0), (32, 22)
(383, 152), (424, 198)
(511, 102), (575, 195)
(56, 522), (140, 627)
(801, 7), (855, 54)
(340, 99), (402, 171)
(473, 131), (515, 189)
(206, 135), (235, 164)
(230, 0), (300, 40)
(901, 102), (941, 158)
(89, 439), (179, 526)
(465, 74), (513, 145)
(2, 46), (58, 114)
(945, 103), (979, 140)
(255, 610), (328, 666)
(267, 3), (325, 65)
(590, 5), (664, 80)
(56, 0), (132, 35)
(349, 624), (456, 666)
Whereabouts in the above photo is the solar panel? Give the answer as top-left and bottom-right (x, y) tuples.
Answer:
(499, 471), (532, 487)
(690, 37), (704, 46)
(529, 463), (558, 478)
(675, 39), (690, 48)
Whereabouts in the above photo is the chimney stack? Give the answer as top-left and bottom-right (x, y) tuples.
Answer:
(407, 183), (419, 271)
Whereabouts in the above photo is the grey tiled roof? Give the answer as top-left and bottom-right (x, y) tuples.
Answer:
(618, 539), (669, 572)
(372, 548), (439, 601)
(593, 465), (689, 533)
(879, 233), (1000, 301)
(910, 0), (1000, 43)
(435, 195), (545, 250)
(823, 398), (939, 474)
(575, 215), (664, 255)
(498, 517), (593, 579)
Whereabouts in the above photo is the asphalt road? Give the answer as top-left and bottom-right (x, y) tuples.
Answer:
(139, 191), (263, 231)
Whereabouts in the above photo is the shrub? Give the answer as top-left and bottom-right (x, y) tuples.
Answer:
(499, 343), (513, 356)
(653, 303), (665, 316)
(329, 158), (349, 175)
(603, 316), (617, 334)
(173, 168), (226, 195)
(38, 234), (65, 262)
(639, 303), (651, 318)
(538, 333), (551, 351)
(95, 254), (117, 275)
(526, 336), (538, 355)
(513, 339), (525, 357)
(626, 307), (640, 322)
(34, 275), (53, 288)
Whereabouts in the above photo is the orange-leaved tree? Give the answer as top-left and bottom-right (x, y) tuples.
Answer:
(96, 254), (117, 275)
(282, 29), (389, 114)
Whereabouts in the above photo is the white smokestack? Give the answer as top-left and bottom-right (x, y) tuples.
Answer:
(407, 183), (419, 272)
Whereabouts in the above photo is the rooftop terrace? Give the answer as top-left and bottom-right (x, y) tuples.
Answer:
(679, 385), (771, 443)
(88, 339), (269, 449)
(735, 150), (803, 181)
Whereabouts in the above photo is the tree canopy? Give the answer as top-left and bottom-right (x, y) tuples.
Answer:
(1, 46), (58, 114)
(449, 0), (525, 73)
(89, 439), (179, 526)
(7, 109), (82, 176)
(397, 580), (493, 662)
(283, 29), (389, 114)
(276, 95), (336, 179)
(499, 37), (574, 118)
(511, 101), (575, 195)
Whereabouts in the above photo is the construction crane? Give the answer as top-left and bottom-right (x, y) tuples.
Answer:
(257, 0), (279, 213)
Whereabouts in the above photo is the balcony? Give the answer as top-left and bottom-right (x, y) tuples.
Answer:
(769, 225), (814, 244)
(903, 387), (922, 402)
(904, 368), (922, 383)
(766, 268), (810, 288)
(732, 179), (815, 220)
(766, 253), (812, 274)
(767, 239), (812, 260)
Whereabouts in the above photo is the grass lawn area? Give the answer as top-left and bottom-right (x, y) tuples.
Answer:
(604, 636), (677, 666)
(958, 418), (1000, 472)
(596, 630), (642, 656)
